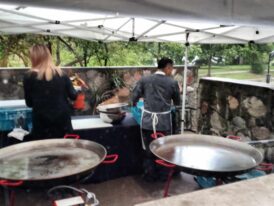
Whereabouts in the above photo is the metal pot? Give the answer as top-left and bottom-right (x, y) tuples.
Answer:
(97, 103), (128, 113)
(97, 103), (128, 123)
(98, 111), (126, 123)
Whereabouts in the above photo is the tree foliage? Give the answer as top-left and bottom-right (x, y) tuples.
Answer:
(1, 34), (274, 69)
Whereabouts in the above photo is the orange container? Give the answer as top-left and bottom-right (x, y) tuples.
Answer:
(73, 93), (85, 110)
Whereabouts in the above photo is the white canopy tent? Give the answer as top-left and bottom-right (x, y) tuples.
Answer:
(1, 0), (274, 27)
(1, 4), (274, 44)
(1, 3), (274, 132)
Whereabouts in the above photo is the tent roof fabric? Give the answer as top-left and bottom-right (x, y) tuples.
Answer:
(2, 0), (274, 26)
(1, 3), (274, 44)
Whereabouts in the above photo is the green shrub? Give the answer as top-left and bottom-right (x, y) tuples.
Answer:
(250, 63), (266, 74)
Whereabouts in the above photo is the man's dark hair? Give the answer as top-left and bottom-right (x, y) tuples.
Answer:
(158, 57), (173, 69)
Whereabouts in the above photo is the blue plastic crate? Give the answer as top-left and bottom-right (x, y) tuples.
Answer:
(0, 107), (32, 131)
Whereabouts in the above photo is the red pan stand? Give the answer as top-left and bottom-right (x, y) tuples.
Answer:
(151, 132), (176, 197)
(0, 180), (23, 206)
(155, 159), (176, 197)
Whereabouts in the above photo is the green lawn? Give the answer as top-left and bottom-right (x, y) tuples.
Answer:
(198, 65), (274, 80)
(200, 65), (251, 71)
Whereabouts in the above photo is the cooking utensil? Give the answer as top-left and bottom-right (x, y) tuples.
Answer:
(98, 111), (126, 123)
(97, 103), (128, 123)
(0, 138), (118, 186)
(97, 103), (128, 113)
(150, 134), (263, 177)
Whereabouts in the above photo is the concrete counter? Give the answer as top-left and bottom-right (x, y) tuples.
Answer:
(0, 99), (26, 107)
(71, 116), (112, 130)
(200, 77), (274, 90)
(136, 174), (274, 206)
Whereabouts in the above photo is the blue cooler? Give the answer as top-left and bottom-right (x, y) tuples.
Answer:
(0, 107), (32, 131)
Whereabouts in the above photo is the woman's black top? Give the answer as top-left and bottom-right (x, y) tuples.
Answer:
(23, 71), (77, 139)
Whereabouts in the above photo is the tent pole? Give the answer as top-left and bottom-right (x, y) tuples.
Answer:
(181, 32), (190, 134)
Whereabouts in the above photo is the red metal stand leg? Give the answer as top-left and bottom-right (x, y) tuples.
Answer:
(155, 160), (176, 198)
(9, 191), (15, 206)
(163, 169), (174, 198)
(216, 178), (223, 186)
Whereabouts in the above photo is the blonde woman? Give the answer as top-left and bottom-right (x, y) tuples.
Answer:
(23, 44), (77, 139)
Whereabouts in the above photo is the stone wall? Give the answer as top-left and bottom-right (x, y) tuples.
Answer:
(198, 77), (274, 162)
(0, 66), (198, 119)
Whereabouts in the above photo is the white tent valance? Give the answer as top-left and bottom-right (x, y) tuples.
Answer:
(1, 3), (274, 44)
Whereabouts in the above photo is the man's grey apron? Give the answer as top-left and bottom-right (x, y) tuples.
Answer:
(140, 75), (172, 150)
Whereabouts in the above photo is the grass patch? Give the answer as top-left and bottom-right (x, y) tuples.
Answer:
(200, 65), (251, 71)
(198, 65), (274, 80)
(199, 65), (250, 76)
(199, 72), (261, 80)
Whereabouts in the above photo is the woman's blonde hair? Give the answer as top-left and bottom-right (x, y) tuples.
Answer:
(29, 44), (62, 81)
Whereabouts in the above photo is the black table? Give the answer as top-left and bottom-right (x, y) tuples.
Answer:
(71, 114), (143, 183)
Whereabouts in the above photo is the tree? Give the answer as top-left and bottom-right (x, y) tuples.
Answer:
(200, 44), (225, 76)
(2, 34), (274, 70)
(0, 34), (55, 67)
(248, 43), (272, 74)
(0, 35), (30, 67)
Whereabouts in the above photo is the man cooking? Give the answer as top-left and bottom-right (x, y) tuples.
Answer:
(131, 57), (181, 181)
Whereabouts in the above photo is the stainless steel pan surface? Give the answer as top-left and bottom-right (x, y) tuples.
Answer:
(0, 139), (106, 182)
(150, 134), (263, 177)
